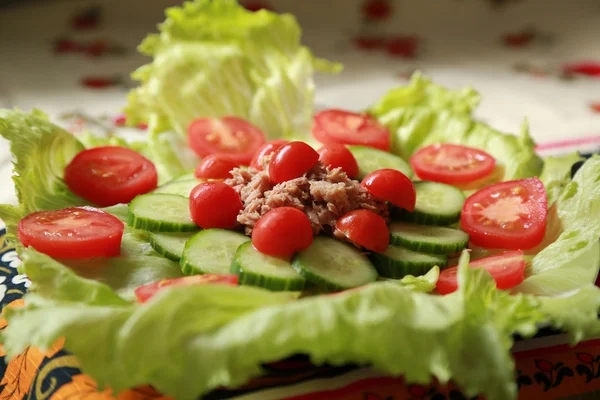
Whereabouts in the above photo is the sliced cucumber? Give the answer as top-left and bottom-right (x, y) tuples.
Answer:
(232, 242), (306, 291)
(371, 245), (447, 278)
(128, 193), (198, 232)
(395, 181), (465, 225)
(389, 222), (469, 255)
(149, 232), (194, 262)
(154, 178), (203, 197)
(292, 236), (378, 292)
(348, 145), (412, 179)
(180, 229), (250, 275)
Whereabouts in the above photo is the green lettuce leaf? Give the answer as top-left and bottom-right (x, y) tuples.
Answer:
(2, 253), (546, 400)
(538, 152), (584, 206)
(0, 109), (86, 214)
(369, 75), (543, 181)
(381, 265), (439, 292)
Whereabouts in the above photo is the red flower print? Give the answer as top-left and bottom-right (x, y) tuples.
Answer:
(535, 359), (554, 373)
(243, 1), (273, 12)
(353, 36), (386, 50)
(114, 114), (127, 127)
(502, 31), (534, 47)
(407, 384), (428, 397)
(54, 37), (81, 54)
(563, 62), (600, 78)
(590, 102), (600, 113)
(386, 36), (419, 58)
(71, 6), (102, 30)
(361, 0), (392, 21)
(81, 76), (121, 89)
(577, 352), (595, 364)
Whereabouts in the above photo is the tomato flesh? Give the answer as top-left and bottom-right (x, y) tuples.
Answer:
(194, 154), (240, 180)
(252, 207), (313, 257)
(64, 146), (158, 207)
(361, 168), (416, 211)
(317, 143), (359, 179)
(135, 275), (239, 303)
(250, 139), (288, 170)
(461, 177), (547, 250)
(188, 116), (266, 165)
(410, 144), (496, 185)
(189, 182), (243, 229)
(436, 250), (526, 295)
(312, 109), (390, 151)
(17, 207), (124, 259)
(335, 209), (389, 252)
(268, 141), (319, 184)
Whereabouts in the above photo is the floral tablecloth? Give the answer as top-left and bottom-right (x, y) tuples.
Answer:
(0, 0), (599, 399)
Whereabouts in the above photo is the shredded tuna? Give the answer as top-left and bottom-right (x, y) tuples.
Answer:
(226, 158), (389, 236)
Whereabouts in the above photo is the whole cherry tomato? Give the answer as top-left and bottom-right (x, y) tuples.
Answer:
(335, 209), (389, 252)
(189, 182), (243, 229)
(252, 207), (313, 257)
(317, 143), (359, 179)
(194, 154), (240, 180)
(250, 139), (288, 170)
(361, 168), (416, 211)
(268, 141), (319, 184)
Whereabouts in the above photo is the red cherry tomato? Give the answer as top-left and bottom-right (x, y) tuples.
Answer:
(410, 144), (496, 185)
(17, 207), (124, 259)
(461, 178), (547, 250)
(250, 139), (288, 170)
(189, 182), (243, 229)
(64, 146), (158, 207)
(317, 143), (359, 179)
(188, 116), (267, 165)
(361, 169), (416, 211)
(436, 250), (526, 295)
(135, 274), (239, 303)
(194, 154), (240, 180)
(252, 207), (313, 257)
(268, 141), (319, 184)
(335, 209), (389, 252)
(312, 109), (390, 151)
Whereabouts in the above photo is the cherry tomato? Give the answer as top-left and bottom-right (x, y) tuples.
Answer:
(461, 178), (547, 250)
(312, 109), (390, 151)
(250, 139), (288, 170)
(410, 144), (496, 185)
(335, 209), (389, 252)
(317, 143), (359, 179)
(268, 141), (319, 184)
(189, 182), (243, 229)
(135, 275), (239, 303)
(361, 169), (416, 211)
(194, 154), (240, 180)
(64, 146), (158, 207)
(188, 116), (267, 165)
(436, 250), (526, 295)
(17, 207), (124, 259)
(252, 207), (313, 257)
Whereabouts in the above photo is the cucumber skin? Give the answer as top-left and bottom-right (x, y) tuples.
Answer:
(231, 254), (306, 292)
(392, 206), (461, 226)
(179, 230), (249, 276)
(389, 232), (468, 255)
(148, 233), (191, 262)
(127, 212), (199, 233)
(370, 252), (448, 279)
(291, 257), (348, 292)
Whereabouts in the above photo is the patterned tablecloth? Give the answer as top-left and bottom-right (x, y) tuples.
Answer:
(0, 0), (599, 399)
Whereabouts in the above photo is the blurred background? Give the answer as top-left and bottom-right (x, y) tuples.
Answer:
(0, 0), (599, 202)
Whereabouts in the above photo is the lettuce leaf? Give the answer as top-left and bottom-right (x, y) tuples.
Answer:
(369, 74), (543, 181)
(538, 152), (584, 206)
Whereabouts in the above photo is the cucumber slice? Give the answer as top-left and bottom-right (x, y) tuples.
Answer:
(389, 222), (469, 255)
(349, 145), (413, 179)
(149, 232), (194, 262)
(154, 179), (203, 197)
(128, 193), (198, 232)
(180, 229), (250, 275)
(293, 236), (378, 292)
(395, 181), (466, 225)
(371, 245), (447, 278)
(232, 242), (306, 291)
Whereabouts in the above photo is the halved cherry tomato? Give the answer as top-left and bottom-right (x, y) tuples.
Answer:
(317, 143), (359, 179)
(64, 146), (158, 207)
(135, 275), (239, 303)
(17, 207), (124, 259)
(312, 109), (390, 151)
(250, 139), (288, 170)
(268, 141), (319, 184)
(461, 177), (547, 250)
(188, 116), (266, 165)
(252, 207), (313, 257)
(189, 182), (243, 229)
(410, 144), (496, 185)
(361, 168), (416, 211)
(194, 154), (240, 180)
(436, 250), (526, 295)
(335, 209), (389, 252)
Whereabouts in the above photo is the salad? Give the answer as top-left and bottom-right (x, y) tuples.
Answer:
(0, 1), (599, 399)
